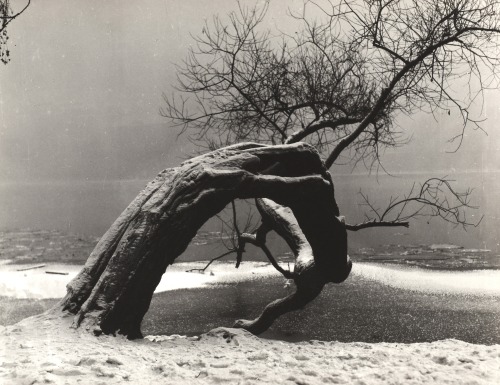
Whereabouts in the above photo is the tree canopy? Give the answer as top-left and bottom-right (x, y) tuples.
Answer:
(163, 0), (500, 230)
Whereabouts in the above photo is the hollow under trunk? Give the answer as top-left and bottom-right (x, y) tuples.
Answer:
(54, 142), (351, 339)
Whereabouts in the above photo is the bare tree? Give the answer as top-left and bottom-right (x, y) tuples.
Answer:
(52, 1), (500, 338)
(0, 0), (31, 64)
(163, 0), (499, 226)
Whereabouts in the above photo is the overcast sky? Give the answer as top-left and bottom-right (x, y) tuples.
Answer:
(0, 0), (499, 183)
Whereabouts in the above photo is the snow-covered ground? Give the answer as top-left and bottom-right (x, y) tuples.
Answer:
(0, 313), (499, 385)
(353, 263), (500, 296)
(1, 262), (500, 384)
(1, 260), (500, 299)
(0, 261), (285, 299)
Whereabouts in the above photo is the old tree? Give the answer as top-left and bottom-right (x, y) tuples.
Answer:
(55, 0), (500, 338)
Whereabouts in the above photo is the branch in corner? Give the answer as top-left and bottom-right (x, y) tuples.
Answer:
(346, 220), (409, 232)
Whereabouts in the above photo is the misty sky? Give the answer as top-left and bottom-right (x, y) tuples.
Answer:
(1, 0), (499, 183)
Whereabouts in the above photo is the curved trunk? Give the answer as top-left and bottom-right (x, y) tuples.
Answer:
(55, 142), (351, 338)
(232, 198), (351, 334)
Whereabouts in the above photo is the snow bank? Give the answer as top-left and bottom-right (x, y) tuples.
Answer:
(352, 263), (500, 296)
(2, 261), (500, 299)
(0, 314), (498, 385)
(0, 264), (81, 299)
(0, 262), (283, 299)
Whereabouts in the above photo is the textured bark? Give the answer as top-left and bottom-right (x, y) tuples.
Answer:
(233, 198), (351, 334)
(55, 142), (351, 338)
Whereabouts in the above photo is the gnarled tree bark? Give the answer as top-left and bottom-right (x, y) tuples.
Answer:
(233, 197), (351, 334)
(54, 142), (351, 339)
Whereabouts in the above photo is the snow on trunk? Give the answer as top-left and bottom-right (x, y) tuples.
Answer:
(55, 142), (351, 338)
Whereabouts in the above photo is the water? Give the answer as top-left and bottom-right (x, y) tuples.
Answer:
(3, 261), (497, 343)
(0, 179), (145, 236)
(142, 264), (500, 344)
(334, 171), (500, 253)
(1, 173), (498, 344)
(0, 171), (499, 253)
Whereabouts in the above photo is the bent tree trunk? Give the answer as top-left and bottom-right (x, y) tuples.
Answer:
(55, 142), (351, 339)
(233, 197), (350, 335)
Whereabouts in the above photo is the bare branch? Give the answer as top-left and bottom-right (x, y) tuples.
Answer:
(346, 220), (409, 231)
(186, 249), (237, 273)
(207, 198), (295, 279)
(1, 0), (31, 64)
(324, 0), (500, 165)
(351, 177), (482, 231)
(163, 1), (498, 243)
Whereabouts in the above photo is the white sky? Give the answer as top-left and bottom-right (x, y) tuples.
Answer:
(0, 0), (499, 183)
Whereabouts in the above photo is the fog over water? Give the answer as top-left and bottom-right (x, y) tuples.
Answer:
(1, 170), (498, 254)
(1, 1), (499, 254)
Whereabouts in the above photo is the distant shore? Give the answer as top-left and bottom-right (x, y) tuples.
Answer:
(1, 228), (500, 270)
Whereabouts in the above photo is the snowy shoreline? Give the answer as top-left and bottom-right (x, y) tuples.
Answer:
(1, 262), (499, 383)
(1, 313), (499, 385)
(1, 261), (500, 300)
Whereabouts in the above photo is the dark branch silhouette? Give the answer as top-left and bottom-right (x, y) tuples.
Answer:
(162, 0), (499, 237)
(1, 0), (31, 64)
(351, 177), (482, 231)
